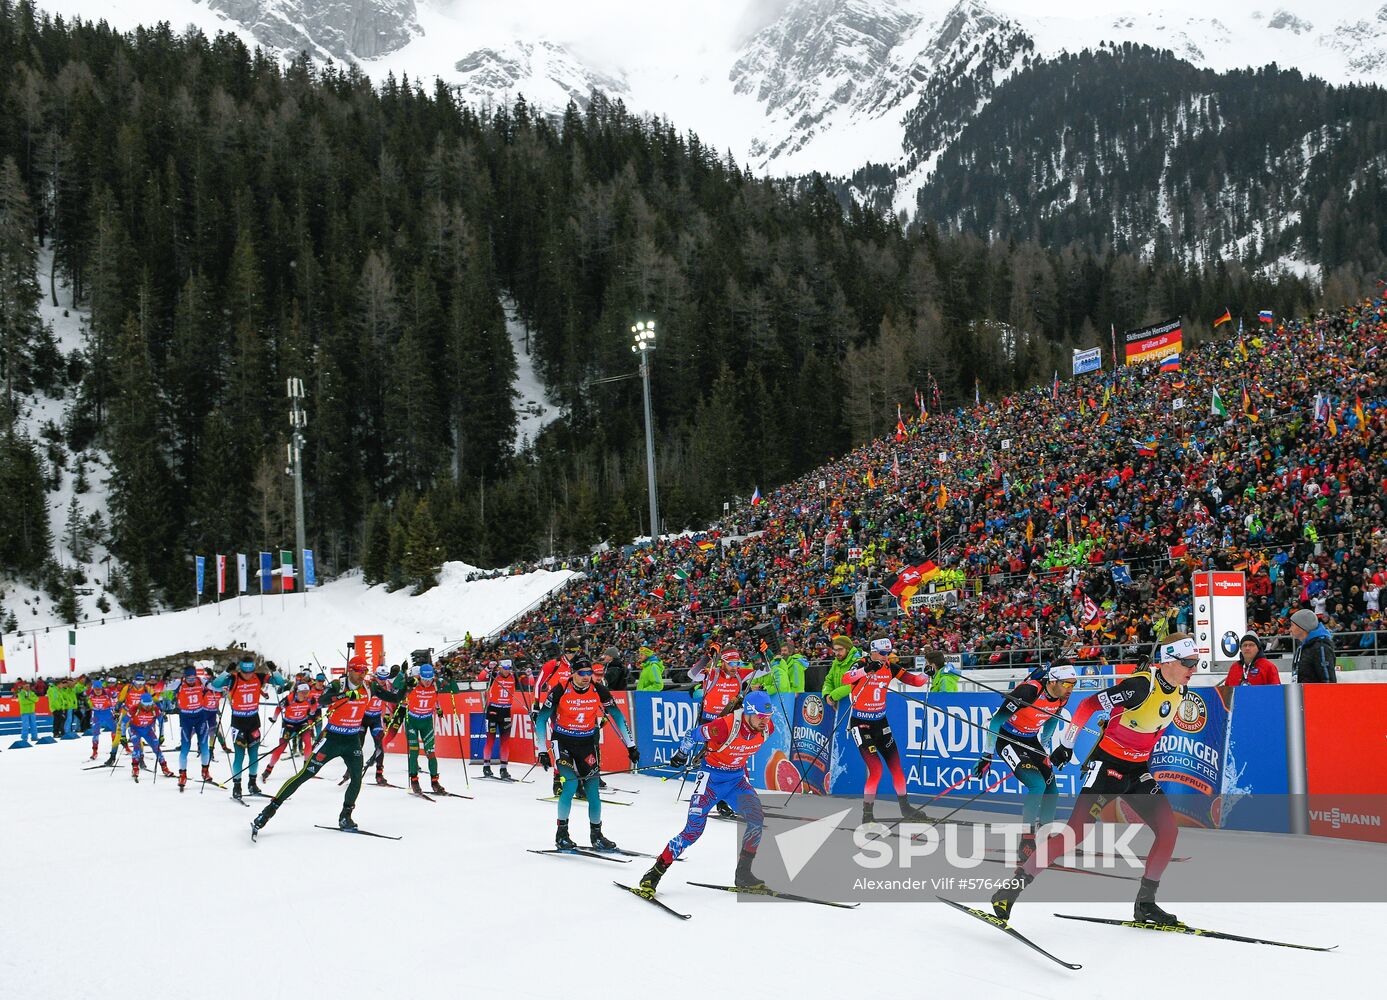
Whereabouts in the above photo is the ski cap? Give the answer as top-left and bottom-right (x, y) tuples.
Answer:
(93, 678), (104, 688)
(1047, 663), (1078, 683)
(418, 664), (435, 681)
(140, 693), (153, 706)
(498, 659), (513, 671)
(720, 648), (743, 666)
(741, 691), (772, 716)
(374, 665), (391, 679)
(1159, 636), (1199, 664)
(869, 637), (894, 655)
(296, 683), (311, 693)
(133, 672), (146, 683)
(238, 659), (256, 672)
(346, 655), (368, 673)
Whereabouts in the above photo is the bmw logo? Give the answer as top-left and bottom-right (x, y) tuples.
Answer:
(1159, 701), (1173, 717)
(1220, 631), (1240, 657)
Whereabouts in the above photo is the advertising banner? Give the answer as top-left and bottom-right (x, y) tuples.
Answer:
(1149, 686), (1232, 828)
(1072, 346), (1102, 375)
(1192, 571), (1247, 670)
(788, 692), (835, 794)
(1303, 685), (1387, 843)
(354, 635), (385, 669)
(1124, 317), (1182, 365)
(907, 589), (958, 610)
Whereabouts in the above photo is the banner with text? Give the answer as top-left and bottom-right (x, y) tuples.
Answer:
(1124, 317), (1183, 365)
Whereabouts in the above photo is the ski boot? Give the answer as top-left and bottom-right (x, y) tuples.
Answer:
(897, 795), (927, 822)
(430, 776), (446, 795)
(374, 766), (388, 786)
(734, 849), (765, 890)
(105, 748), (118, 766)
(715, 800), (737, 818)
(499, 766), (511, 780)
(89, 745), (98, 761)
(160, 760), (174, 778)
(201, 764), (213, 783)
(990, 871), (1033, 923)
(232, 779), (244, 801)
(638, 856), (670, 898)
(248, 778), (262, 796)
(590, 823), (618, 852)
(599, 778), (609, 791)
(409, 776), (423, 794)
(482, 764), (494, 778)
(131, 761), (140, 783)
(251, 801), (277, 840)
(1133, 877), (1180, 926)
(261, 766), (273, 783)
(338, 806), (358, 832)
(178, 769), (188, 792)
(555, 820), (578, 851)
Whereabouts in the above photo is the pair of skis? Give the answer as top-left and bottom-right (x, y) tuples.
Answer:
(614, 880), (861, 920)
(938, 898), (1336, 970)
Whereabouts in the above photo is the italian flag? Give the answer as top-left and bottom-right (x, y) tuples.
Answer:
(281, 550), (295, 591)
(1210, 387), (1228, 418)
(69, 630), (76, 673)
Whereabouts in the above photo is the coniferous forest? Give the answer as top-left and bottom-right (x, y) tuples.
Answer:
(0, 2), (1358, 611)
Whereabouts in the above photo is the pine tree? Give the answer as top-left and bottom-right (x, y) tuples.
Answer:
(361, 501), (390, 586)
(64, 494), (90, 561)
(404, 497), (443, 594)
(0, 155), (41, 412)
(0, 428), (51, 574)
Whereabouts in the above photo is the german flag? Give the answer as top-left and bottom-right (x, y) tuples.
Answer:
(1213, 308), (1232, 328)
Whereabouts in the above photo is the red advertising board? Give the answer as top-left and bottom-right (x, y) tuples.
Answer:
(1303, 684), (1387, 843)
(354, 635), (385, 670)
(0, 696), (51, 717)
(384, 691), (635, 772)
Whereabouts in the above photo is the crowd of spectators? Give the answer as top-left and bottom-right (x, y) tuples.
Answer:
(438, 298), (1386, 684)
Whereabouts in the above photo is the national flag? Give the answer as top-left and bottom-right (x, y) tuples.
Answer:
(1168, 542), (1188, 560)
(237, 553), (248, 592)
(1258, 309), (1274, 324)
(1025, 517), (1034, 545)
(891, 452), (900, 478)
(888, 561), (939, 610)
(1079, 595), (1103, 628)
(1211, 386), (1228, 418)
(0, 635), (6, 675)
(672, 567), (689, 581)
(1159, 353), (1180, 373)
(1355, 395), (1368, 439)
(1102, 384), (1111, 408)
(195, 555), (205, 595)
(1098, 410), (1110, 427)
(1313, 392), (1329, 422)
(259, 552), (273, 592)
(1051, 370), (1059, 402)
(1111, 564), (1133, 586)
(216, 554), (226, 595)
(697, 539), (715, 552)
(750, 486), (762, 506)
(916, 387), (926, 419)
(936, 484), (949, 510)
(1328, 410), (1339, 438)
(68, 630), (75, 673)
(1213, 308), (1232, 328)
(865, 470), (875, 489)
(304, 549), (316, 588)
(281, 550), (295, 592)
(895, 418), (907, 442)
(1242, 386), (1258, 423)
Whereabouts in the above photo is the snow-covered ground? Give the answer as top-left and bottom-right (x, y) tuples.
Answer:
(0, 744), (1378, 999)
(503, 294), (561, 450)
(5, 561), (573, 677)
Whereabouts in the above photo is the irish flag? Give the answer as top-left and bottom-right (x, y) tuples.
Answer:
(1210, 387), (1228, 418)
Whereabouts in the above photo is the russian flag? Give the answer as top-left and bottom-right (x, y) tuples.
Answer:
(1258, 309), (1273, 324)
(750, 486), (762, 506)
(1159, 353), (1180, 372)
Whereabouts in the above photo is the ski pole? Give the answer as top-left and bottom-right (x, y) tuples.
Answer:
(919, 773), (1008, 832)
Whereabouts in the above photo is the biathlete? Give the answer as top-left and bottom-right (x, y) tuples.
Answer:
(533, 654), (638, 851)
(126, 693), (173, 782)
(395, 663), (450, 795)
(261, 682), (318, 784)
(638, 689), (775, 897)
(363, 666), (392, 784)
(535, 643), (574, 797)
(829, 635), (932, 824)
(114, 672), (152, 751)
(481, 658), (517, 778)
(251, 656), (404, 836)
(88, 679), (119, 762)
(974, 660), (1077, 863)
(208, 660), (287, 800)
(167, 666), (214, 791)
(688, 646), (751, 817)
(991, 634), (1199, 926)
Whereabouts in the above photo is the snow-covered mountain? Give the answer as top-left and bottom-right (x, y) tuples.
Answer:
(31, 1), (1387, 197)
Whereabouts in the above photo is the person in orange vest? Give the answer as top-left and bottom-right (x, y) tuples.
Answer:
(535, 642), (574, 797)
(689, 646), (749, 818)
(208, 659), (287, 801)
(481, 659), (517, 780)
(166, 666), (214, 791)
(127, 693), (173, 783)
(88, 679), (120, 762)
(394, 664), (451, 795)
(251, 655), (403, 838)
(261, 682), (318, 784)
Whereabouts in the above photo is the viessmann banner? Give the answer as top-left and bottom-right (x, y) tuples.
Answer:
(1124, 316), (1182, 365)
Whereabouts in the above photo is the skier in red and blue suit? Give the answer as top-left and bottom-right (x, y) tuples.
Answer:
(127, 693), (173, 782)
(636, 690), (775, 898)
(88, 679), (119, 762)
(167, 666), (213, 790)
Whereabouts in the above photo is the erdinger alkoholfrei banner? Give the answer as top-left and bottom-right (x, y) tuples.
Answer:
(1124, 317), (1182, 365)
(788, 692), (836, 794)
(1148, 685), (1234, 829)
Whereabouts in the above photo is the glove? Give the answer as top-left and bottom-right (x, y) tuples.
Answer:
(538, 751), (552, 771)
(1049, 746), (1073, 769)
(972, 753), (992, 779)
(670, 750), (688, 769)
(626, 745), (640, 763)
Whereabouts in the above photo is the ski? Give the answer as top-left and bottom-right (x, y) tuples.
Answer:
(602, 785), (639, 794)
(229, 795), (252, 808)
(590, 846), (684, 862)
(535, 795), (630, 806)
(430, 790), (475, 799)
(936, 897), (1083, 970)
(527, 848), (630, 864)
(82, 762), (117, 771)
(686, 882), (859, 909)
(614, 882), (691, 920)
(1072, 849), (1190, 864)
(1052, 913), (1337, 952)
(477, 774), (532, 784)
(977, 856), (1140, 881)
(313, 825), (403, 840)
(407, 789), (436, 802)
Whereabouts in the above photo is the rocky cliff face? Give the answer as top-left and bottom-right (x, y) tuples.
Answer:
(206, 0), (420, 61)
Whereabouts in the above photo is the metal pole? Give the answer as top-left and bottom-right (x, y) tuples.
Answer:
(639, 348), (659, 541)
(288, 377), (308, 599)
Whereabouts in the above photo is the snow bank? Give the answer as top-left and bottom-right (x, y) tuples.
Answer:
(7, 561), (573, 676)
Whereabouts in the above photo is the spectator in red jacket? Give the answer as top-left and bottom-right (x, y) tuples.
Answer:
(1223, 632), (1281, 686)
